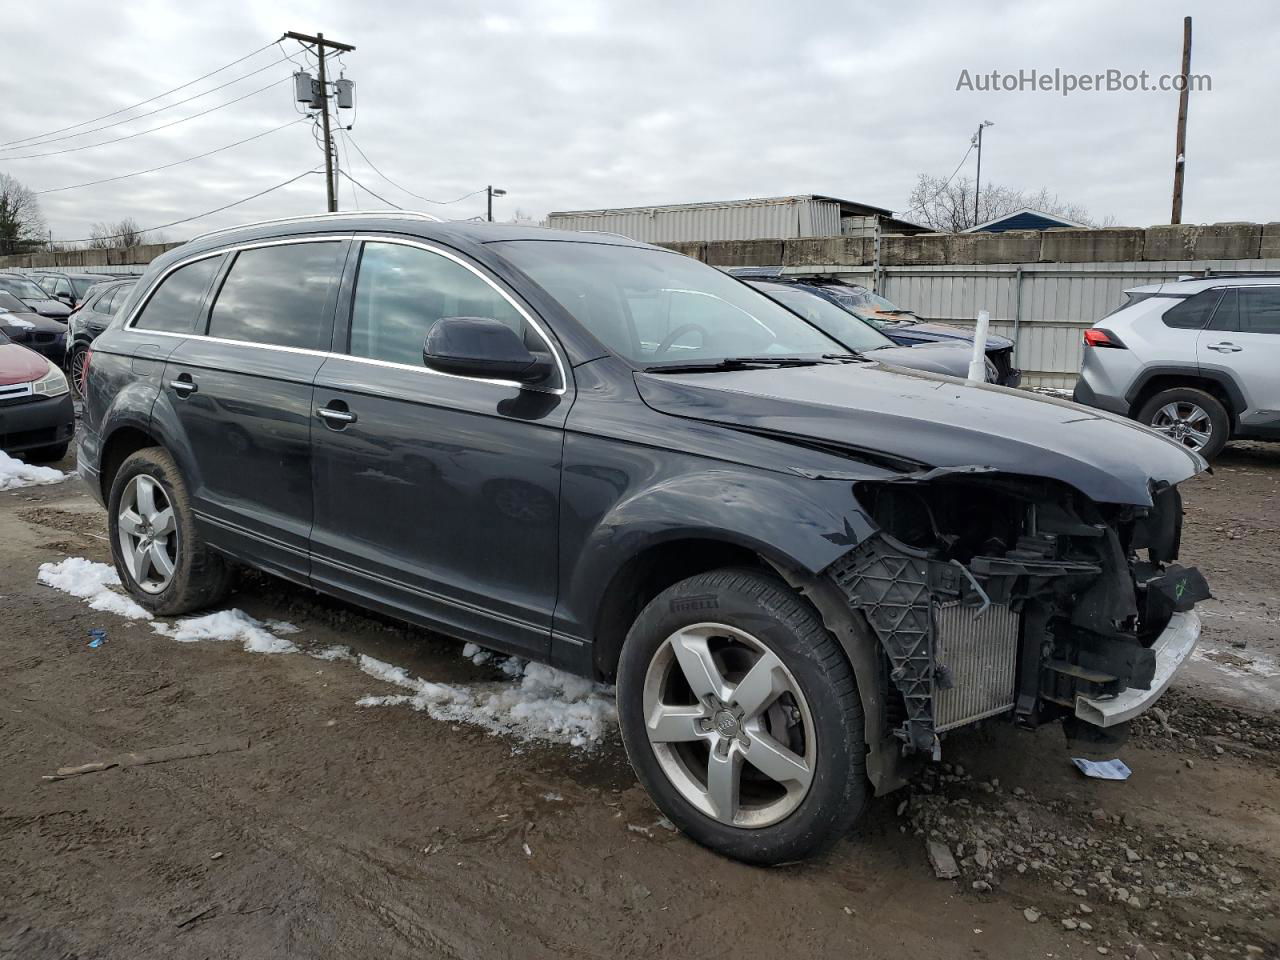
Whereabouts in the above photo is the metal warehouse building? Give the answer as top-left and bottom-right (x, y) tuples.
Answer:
(546, 195), (929, 243)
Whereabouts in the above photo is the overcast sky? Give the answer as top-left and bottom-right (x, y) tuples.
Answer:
(5, 0), (1277, 243)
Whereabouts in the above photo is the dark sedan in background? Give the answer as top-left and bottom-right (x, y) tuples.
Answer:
(0, 291), (67, 365)
(728, 269), (1021, 386)
(34, 271), (134, 309)
(66, 278), (136, 396)
(0, 273), (71, 320)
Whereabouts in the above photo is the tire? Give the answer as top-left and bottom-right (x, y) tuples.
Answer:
(68, 345), (90, 398)
(617, 568), (867, 864)
(27, 442), (69, 463)
(1136, 387), (1230, 460)
(107, 447), (231, 616)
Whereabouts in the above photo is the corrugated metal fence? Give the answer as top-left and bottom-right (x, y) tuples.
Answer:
(783, 259), (1280, 389)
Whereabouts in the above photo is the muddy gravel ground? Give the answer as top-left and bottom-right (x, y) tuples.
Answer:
(1, 444), (1278, 960)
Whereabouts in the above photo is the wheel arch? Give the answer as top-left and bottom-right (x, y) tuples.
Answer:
(1125, 366), (1243, 430)
(98, 422), (162, 502)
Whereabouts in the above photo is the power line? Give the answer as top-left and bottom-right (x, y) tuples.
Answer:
(0, 39), (281, 149)
(903, 141), (975, 216)
(0, 77), (292, 160)
(34, 119), (306, 195)
(341, 132), (487, 206)
(57, 169), (322, 243)
(1, 54), (293, 152)
(338, 169), (402, 209)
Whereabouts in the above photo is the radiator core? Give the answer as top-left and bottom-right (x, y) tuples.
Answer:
(933, 601), (1021, 732)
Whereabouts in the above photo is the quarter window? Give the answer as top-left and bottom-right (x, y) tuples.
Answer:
(133, 256), (222, 333)
(1162, 289), (1222, 330)
(207, 242), (341, 350)
(349, 241), (535, 368)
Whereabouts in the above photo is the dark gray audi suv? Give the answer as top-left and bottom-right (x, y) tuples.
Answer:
(80, 213), (1208, 863)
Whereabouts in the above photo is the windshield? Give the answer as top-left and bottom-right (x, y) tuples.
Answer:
(749, 283), (894, 352)
(70, 277), (99, 296)
(0, 275), (51, 301)
(817, 284), (911, 325)
(492, 241), (846, 366)
(0, 290), (27, 312)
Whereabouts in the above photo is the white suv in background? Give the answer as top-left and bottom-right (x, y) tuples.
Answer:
(1073, 275), (1280, 459)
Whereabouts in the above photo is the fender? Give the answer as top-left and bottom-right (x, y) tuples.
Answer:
(554, 449), (876, 647)
(1125, 363), (1249, 417)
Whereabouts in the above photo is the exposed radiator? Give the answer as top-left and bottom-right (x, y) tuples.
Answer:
(933, 601), (1020, 732)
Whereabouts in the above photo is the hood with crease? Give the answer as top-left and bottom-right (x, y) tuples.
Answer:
(635, 362), (1204, 507)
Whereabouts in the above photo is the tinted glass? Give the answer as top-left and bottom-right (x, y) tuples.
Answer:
(1237, 287), (1280, 334)
(1205, 289), (1238, 332)
(1164, 289), (1223, 330)
(0, 275), (51, 301)
(70, 277), (97, 297)
(751, 283), (894, 353)
(96, 287), (121, 314)
(349, 241), (532, 367)
(493, 241), (843, 366)
(0, 290), (27, 312)
(133, 256), (221, 333)
(207, 242), (340, 350)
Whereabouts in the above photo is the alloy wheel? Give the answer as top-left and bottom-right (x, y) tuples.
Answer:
(1150, 401), (1213, 451)
(71, 349), (89, 397)
(117, 475), (179, 594)
(641, 622), (815, 828)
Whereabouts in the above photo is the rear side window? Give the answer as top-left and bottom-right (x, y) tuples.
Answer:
(1162, 289), (1222, 330)
(207, 242), (342, 350)
(1237, 287), (1280, 334)
(348, 241), (533, 367)
(96, 287), (122, 314)
(133, 256), (222, 332)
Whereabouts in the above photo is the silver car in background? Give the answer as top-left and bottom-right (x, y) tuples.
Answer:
(1073, 275), (1280, 459)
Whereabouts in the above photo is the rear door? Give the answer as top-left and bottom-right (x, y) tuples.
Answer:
(308, 237), (570, 656)
(158, 238), (347, 582)
(1198, 285), (1280, 426)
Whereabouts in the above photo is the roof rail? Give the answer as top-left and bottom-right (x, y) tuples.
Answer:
(190, 209), (445, 243)
(575, 229), (634, 240)
(1194, 271), (1280, 281)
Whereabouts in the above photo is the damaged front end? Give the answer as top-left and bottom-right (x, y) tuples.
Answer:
(827, 473), (1210, 763)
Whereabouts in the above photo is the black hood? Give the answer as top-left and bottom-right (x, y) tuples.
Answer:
(635, 363), (1203, 506)
(21, 298), (71, 319)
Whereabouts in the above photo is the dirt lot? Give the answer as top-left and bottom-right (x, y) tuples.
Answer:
(1, 443), (1277, 960)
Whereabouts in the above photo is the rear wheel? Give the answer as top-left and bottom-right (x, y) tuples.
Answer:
(68, 345), (91, 398)
(1137, 387), (1229, 459)
(617, 568), (867, 864)
(107, 447), (231, 616)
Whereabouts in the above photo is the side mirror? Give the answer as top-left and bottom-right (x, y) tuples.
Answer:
(423, 316), (553, 385)
(55, 292), (74, 305)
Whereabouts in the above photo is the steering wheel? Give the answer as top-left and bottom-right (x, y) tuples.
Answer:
(653, 323), (710, 358)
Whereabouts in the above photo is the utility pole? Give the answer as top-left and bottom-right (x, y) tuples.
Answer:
(972, 120), (993, 227)
(285, 30), (356, 213)
(1171, 16), (1193, 224)
(486, 185), (507, 222)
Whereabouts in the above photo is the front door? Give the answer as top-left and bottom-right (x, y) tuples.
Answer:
(159, 239), (346, 581)
(309, 238), (569, 656)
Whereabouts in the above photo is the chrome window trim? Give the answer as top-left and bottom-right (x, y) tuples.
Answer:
(123, 233), (569, 396)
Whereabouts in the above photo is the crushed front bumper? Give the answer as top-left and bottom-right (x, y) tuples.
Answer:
(1074, 610), (1200, 727)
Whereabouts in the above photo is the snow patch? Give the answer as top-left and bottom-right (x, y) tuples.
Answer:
(310, 644), (355, 662)
(152, 609), (300, 654)
(0, 449), (66, 491)
(37, 557), (152, 620)
(356, 653), (617, 747)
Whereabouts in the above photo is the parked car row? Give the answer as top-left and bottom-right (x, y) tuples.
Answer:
(77, 213), (1208, 865)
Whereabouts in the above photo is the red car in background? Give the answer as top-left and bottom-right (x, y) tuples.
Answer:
(0, 330), (75, 462)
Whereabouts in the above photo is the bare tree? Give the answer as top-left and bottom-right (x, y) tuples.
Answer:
(88, 217), (147, 249)
(906, 174), (1112, 232)
(0, 174), (47, 254)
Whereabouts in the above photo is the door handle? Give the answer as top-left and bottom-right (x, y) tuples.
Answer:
(1207, 341), (1243, 353)
(316, 406), (356, 425)
(169, 377), (198, 396)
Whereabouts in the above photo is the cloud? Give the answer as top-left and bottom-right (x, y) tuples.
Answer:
(2, 0), (1275, 243)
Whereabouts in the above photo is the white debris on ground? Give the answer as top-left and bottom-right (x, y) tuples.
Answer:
(35, 556), (616, 747)
(37, 557), (152, 620)
(0, 450), (66, 491)
(152, 610), (300, 655)
(355, 652), (618, 748)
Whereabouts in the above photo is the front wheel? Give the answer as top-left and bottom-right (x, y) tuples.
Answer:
(617, 568), (867, 864)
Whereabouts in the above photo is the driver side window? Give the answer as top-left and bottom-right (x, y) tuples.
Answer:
(349, 241), (532, 367)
